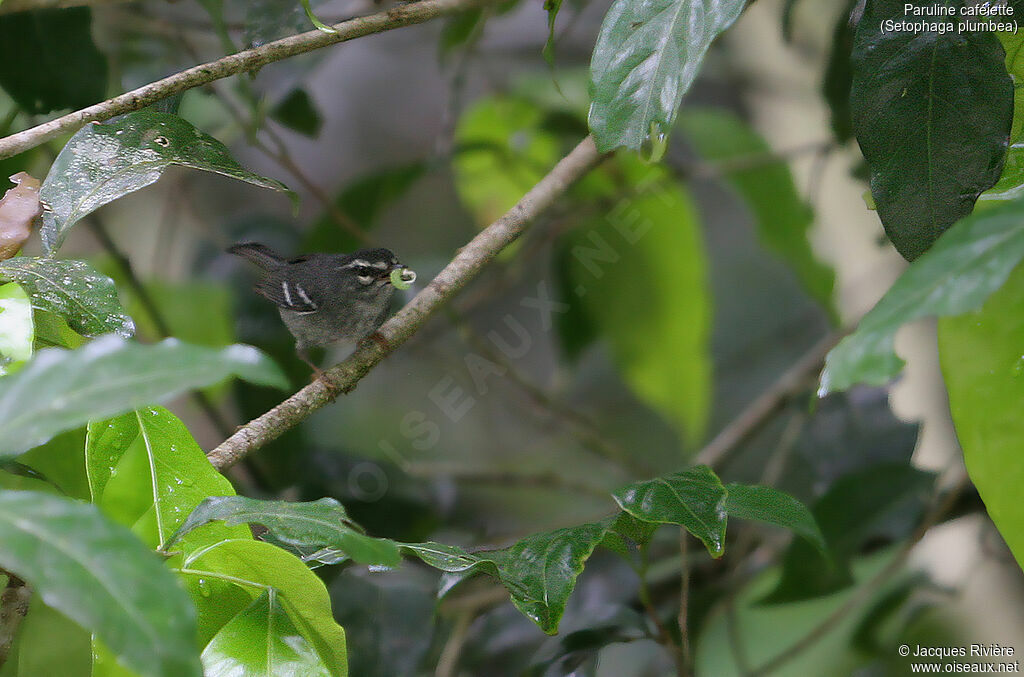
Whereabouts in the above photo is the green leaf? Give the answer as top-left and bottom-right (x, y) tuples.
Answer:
(762, 463), (933, 603)
(40, 111), (293, 254)
(819, 196), (1024, 394)
(87, 407), (246, 550)
(454, 97), (561, 226)
(202, 591), (331, 677)
(0, 336), (286, 455)
(18, 427), (90, 500)
(300, 0), (336, 33)
(0, 490), (201, 677)
(677, 109), (835, 319)
(270, 88), (323, 137)
(118, 278), (232, 347)
(439, 8), (484, 58)
(0, 281), (32, 374)
(404, 521), (611, 634)
(588, 0), (745, 153)
(724, 483), (825, 554)
(565, 155), (712, 442)
(0, 257), (134, 338)
(6, 598), (92, 677)
(543, 0), (563, 64)
(168, 495), (401, 567)
(181, 539), (348, 677)
(612, 465), (727, 557)
(938, 263), (1024, 569)
(0, 8), (107, 114)
(850, 1), (1012, 260)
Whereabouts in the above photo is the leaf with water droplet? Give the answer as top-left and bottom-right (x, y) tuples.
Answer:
(40, 111), (295, 255)
(0, 257), (134, 337)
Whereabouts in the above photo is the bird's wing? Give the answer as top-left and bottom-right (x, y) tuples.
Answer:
(255, 272), (321, 313)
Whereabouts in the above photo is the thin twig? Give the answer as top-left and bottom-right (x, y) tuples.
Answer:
(677, 531), (692, 677)
(207, 136), (604, 469)
(694, 332), (843, 469)
(0, 574), (29, 666)
(0, 0), (489, 161)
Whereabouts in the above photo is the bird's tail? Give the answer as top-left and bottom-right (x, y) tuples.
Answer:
(227, 242), (285, 270)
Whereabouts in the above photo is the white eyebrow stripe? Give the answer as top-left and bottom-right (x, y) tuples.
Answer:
(295, 283), (314, 306)
(281, 280), (293, 306)
(341, 259), (371, 269)
(371, 261), (388, 269)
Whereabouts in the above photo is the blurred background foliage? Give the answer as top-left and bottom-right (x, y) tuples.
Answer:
(0, 0), (1021, 675)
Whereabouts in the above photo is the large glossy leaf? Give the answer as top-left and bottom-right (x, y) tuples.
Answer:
(677, 109), (836, 318)
(454, 97), (561, 226)
(0, 281), (32, 374)
(938, 264), (1024, 569)
(819, 196), (1024, 394)
(404, 521), (611, 634)
(4, 597), (92, 677)
(588, 0), (745, 152)
(0, 257), (134, 338)
(565, 155), (712, 442)
(181, 539), (348, 677)
(725, 483), (824, 554)
(202, 591), (332, 677)
(0, 491), (201, 677)
(850, 0), (1012, 260)
(87, 407), (246, 550)
(0, 8), (107, 114)
(168, 496), (401, 567)
(18, 427), (90, 500)
(612, 465), (727, 556)
(0, 335), (286, 455)
(762, 463), (933, 603)
(40, 111), (292, 254)
(822, 0), (856, 143)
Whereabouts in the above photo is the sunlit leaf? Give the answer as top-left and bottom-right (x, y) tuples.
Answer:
(40, 111), (293, 254)
(0, 336), (286, 455)
(404, 521), (611, 635)
(0, 281), (32, 374)
(87, 407), (246, 550)
(588, 0), (745, 152)
(819, 196), (1024, 394)
(612, 465), (727, 557)
(850, 2), (1012, 259)
(939, 264), (1024, 569)
(182, 539), (348, 677)
(0, 491), (201, 677)
(202, 591), (332, 677)
(0, 257), (134, 338)
(168, 495), (400, 567)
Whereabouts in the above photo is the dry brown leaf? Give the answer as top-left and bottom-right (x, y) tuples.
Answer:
(0, 172), (42, 261)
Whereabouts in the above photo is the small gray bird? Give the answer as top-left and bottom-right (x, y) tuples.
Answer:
(228, 242), (415, 373)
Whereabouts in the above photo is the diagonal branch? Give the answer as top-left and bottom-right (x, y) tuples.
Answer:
(0, 0), (488, 161)
(207, 136), (604, 470)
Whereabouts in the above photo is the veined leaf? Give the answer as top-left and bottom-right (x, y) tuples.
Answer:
(850, 0), (1012, 259)
(182, 539), (348, 677)
(202, 591), (331, 677)
(724, 483), (825, 554)
(404, 520), (611, 635)
(0, 336), (286, 455)
(0, 491), (201, 677)
(87, 407), (247, 551)
(819, 196), (1024, 394)
(588, 0), (745, 152)
(40, 111), (293, 254)
(168, 496), (400, 567)
(0, 257), (134, 338)
(612, 465), (727, 557)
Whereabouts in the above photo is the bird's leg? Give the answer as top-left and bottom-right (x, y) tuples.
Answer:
(298, 345), (341, 400)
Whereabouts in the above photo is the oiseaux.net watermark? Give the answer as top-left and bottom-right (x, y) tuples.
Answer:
(901, 643), (1019, 673)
